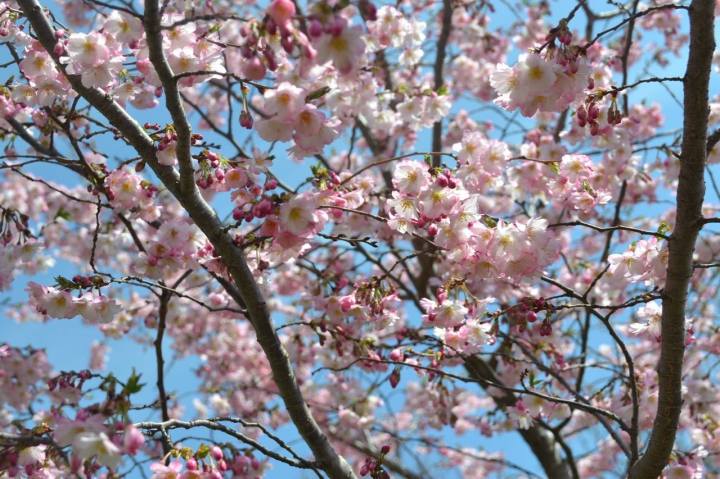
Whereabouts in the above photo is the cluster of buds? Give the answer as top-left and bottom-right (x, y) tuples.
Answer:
(0, 206), (31, 245)
(307, 14), (345, 39)
(47, 369), (92, 392)
(606, 94), (623, 125)
(546, 19), (573, 47)
(412, 213), (444, 238)
(543, 20), (586, 76)
(310, 164), (341, 191)
(359, 445), (391, 478)
(506, 296), (554, 336)
(147, 124), (204, 147)
(175, 446), (265, 478)
(238, 23), (276, 79)
(195, 150), (227, 189)
(434, 167), (458, 189)
(577, 93), (622, 136)
(358, 0), (378, 21)
(0, 448), (50, 479)
(231, 178), (279, 222)
(0, 10), (22, 38)
(267, 3), (315, 60)
(235, 0), (315, 83)
(53, 274), (107, 291)
(229, 453), (264, 476)
(354, 278), (393, 316)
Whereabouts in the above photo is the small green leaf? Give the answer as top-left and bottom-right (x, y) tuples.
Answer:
(124, 369), (145, 395)
(305, 86), (331, 102)
(196, 444), (210, 459)
(55, 208), (72, 221)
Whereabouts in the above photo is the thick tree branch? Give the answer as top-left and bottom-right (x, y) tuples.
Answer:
(464, 357), (576, 479)
(143, 0), (194, 194)
(16, 1), (356, 477)
(630, 1), (715, 477)
(431, 0), (453, 167)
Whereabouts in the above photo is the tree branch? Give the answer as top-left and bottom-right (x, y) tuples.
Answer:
(16, 1), (357, 477)
(630, 1), (715, 476)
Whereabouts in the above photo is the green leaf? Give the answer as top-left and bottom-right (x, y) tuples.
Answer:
(55, 208), (72, 221)
(54, 276), (77, 290)
(305, 86), (331, 102)
(124, 369), (145, 395)
(481, 215), (498, 228)
(196, 444), (210, 459)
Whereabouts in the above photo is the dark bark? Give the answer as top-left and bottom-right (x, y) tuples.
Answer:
(16, 1), (357, 476)
(465, 357), (576, 479)
(629, 0), (715, 477)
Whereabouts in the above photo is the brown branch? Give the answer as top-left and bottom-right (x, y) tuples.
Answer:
(135, 419), (320, 472)
(430, 0), (453, 167)
(550, 220), (668, 240)
(464, 357), (577, 479)
(630, 0), (715, 476)
(143, 0), (194, 194)
(16, 1), (356, 477)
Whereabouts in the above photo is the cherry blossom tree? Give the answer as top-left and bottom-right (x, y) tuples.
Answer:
(0, 0), (718, 477)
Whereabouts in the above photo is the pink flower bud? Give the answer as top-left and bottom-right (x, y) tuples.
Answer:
(339, 295), (355, 313)
(281, 35), (294, 54)
(241, 56), (267, 81)
(327, 16), (346, 36)
(267, 0), (296, 27)
(389, 370), (401, 389)
(123, 425), (145, 455)
(308, 19), (323, 38)
(263, 48), (278, 71)
(240, 111), (253, 129)
(264, 179), (278, 191)
(210, 446), (223, 461)
(389, 349), (404, 362)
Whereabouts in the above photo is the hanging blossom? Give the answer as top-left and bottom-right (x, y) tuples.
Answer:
(26, 282), (122, 324)
(607, 237), (668, 287)
(254, 82), (338, 159)
(366, 6), (426, 66)
(490, 26), (592, 117)
(60, 32), (125, 90)
(309, 8), (367, 76)
(385, 158), (562, 283)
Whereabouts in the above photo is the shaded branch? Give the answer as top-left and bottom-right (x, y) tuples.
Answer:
(630, 1), (715, 476)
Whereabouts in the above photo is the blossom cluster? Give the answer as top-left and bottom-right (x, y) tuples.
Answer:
(491, 45), (591, 116)
(26, 281), (122, 324)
